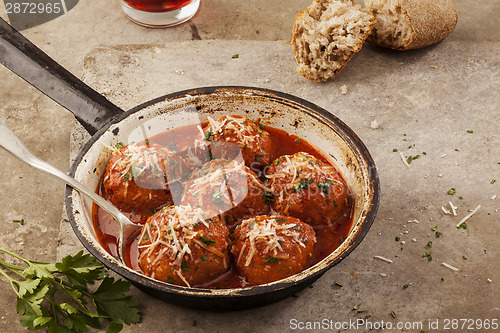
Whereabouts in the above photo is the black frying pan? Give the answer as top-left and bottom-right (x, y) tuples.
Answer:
(0, 18), (379, 310)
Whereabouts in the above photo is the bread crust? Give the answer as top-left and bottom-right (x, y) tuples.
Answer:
(368, 0), (458, 50)
(292, 0), (375, 81)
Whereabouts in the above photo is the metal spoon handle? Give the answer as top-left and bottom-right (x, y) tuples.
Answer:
(0, 118), (135, 260)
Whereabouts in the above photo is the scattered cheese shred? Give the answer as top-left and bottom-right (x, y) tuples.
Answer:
(442, 262), (459, 271)
(456, 204), (481, 228)
(374, 255), (393, 263)
(241, 216), (306, 267)
(399, 152), (410, 167)
(448, 201), (458, 216)
(441, 206), (452, 215)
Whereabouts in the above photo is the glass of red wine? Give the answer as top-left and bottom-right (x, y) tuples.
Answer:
(121, 0), (200, 28)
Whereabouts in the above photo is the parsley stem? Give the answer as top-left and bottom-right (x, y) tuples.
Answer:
(0, 247), (33, 266)
(0, 258), (25, 274)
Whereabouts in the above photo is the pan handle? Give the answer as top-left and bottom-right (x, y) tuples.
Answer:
(0, 17), (123, 135)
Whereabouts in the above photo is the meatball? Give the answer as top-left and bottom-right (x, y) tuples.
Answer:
(200, 115), (274, 169)
(231, 215), (316, 285)
(180, 159), (270, 230)
(266, 152), (351, 228)
(102, 142), (185, 215)
(137, 205), (231, 287)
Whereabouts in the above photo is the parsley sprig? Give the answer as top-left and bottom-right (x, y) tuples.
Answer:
(0, 248), (140, 332)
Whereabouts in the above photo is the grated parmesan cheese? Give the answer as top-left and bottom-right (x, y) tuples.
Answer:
(374, 255), (393, 263)
(238, 216), (307, 267)
(456, 205), (481, 228)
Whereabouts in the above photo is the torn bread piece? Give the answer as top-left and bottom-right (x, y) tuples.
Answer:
(366, 0), (458, 50)
(292, 0), (375, 82)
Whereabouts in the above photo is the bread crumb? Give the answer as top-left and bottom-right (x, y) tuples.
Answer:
(370, 120), (379, 129)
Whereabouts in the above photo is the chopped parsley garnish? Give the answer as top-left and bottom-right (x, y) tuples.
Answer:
(447, 188), (456, 195)
(395, 236), (400, 242)
(435, 231), (443, 238)
(457, 222), (467, 229)
(115, 142), (125, 149)
(254, 128), (263, 135)
(422, 252), (433, 261)
(393, 148), (398, 152)
(333, 199), (338, 208)
(212, 190), (225, 205)
(262, 191), (274, 203)
(491, 179), (497, 184)
(123, 174), (130, 181)
(406, 154), (420, 164)
(295, 138), (301, 143)
(181, 261), (190, 271)
(431, 225), (438, 231)
(199, 236), (216, 247)
(248, 220), (257, 230)
(12, 219), (24, 225)
(317, 179), (334, 195)
(463, 255), (468, 260)
(203, 130), (213, 141)
(403, 284), (409, 289)
(201, 254), (208, 262)
(263, 257), (282, 264)
(427, 241), (433, 247)
(274, 217), (288, 223)
(167, 142), (178, 152)
(232, 54), (239, 59)
(293, 179), (314, 192)
(130, 163), (143, 178)
(167, 276), (174, 284)
(466, 130), (474, 134)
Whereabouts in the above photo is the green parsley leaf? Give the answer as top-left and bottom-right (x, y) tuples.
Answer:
(212, 190), (225, 205)
(12, 219), (25, 225)
(466, 130), (474, 134)
(181, 261), (190, 272)
(115, 142), (125, 149)
(199, 236), (216, 247)
(317, 180), (334, 195)
(447, 188), (456, 195)
(491, 179), (497, 184)
(248, 220), (257, 230)
(0, 248), (140, 332)
(262, 191), (274, 203)
(232, 54), (239, 59)
(203, 130), (213, 141)
(263, 257), (282, 264)
(422, 252), (433, 261)
(293, 179), (314, 192)
(457, 222), (467, 230)
(406, 154), (420, 164)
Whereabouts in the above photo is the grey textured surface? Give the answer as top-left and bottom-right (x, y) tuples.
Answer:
(0, 0), (499, 332)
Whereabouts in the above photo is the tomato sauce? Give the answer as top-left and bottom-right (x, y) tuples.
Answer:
(92, 121), (354, 288)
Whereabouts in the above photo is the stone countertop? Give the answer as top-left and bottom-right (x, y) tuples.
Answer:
(1, 1), (499, 332)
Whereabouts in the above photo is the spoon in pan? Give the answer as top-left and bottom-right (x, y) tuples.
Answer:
(0, 118), (140, 262)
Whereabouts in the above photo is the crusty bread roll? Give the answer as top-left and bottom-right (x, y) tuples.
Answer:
(366, 0), (458, 50)
(292, 0), (375, 82)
